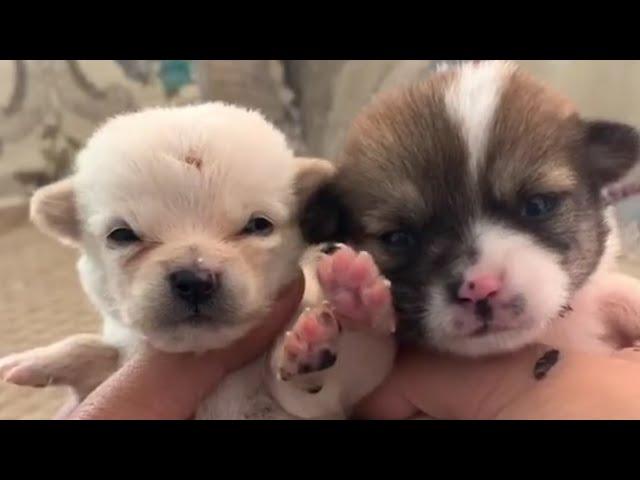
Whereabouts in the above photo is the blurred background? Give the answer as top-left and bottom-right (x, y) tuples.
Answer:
(2, 60), (640, 418)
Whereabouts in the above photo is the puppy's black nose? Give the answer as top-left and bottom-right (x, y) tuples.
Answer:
(169, 269), (217, 305)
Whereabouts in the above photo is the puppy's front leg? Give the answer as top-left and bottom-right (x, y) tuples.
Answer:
(273, 245), (396, 397)
(0, 334), (120, 400)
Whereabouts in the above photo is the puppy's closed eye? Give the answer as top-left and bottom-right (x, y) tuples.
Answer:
(518, 193), (566, 220)
(107, 227), (141, 246)
(379, 229), (418, 252)
(240, 216), (274, 236)
(519, 194), (562, 219)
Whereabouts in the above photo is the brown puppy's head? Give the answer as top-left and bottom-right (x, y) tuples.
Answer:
(31, 103), (334, 352)
(303, 61), (640, 356)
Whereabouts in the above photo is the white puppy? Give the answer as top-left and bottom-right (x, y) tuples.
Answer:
(0, 103), (396, 419)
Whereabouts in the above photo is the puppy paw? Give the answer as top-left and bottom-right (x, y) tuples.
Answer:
(277, 302), (340, 384)
(317, 244), (396, 334)
(274, 244), (395, 391)
(0, 349), (58, 388)
(0, 335), (119, 397)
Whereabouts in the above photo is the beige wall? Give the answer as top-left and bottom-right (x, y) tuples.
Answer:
(519, 60), (640, 126)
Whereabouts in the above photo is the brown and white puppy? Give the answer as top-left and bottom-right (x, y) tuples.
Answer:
(303, 61), (640, 357)
(0, 103), (396, 419)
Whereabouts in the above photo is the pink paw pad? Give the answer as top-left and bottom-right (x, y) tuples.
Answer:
(317, 245), (396, 334)
(278, 302), (340, 383)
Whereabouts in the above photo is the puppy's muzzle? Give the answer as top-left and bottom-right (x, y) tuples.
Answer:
(168, 268), (219, 309)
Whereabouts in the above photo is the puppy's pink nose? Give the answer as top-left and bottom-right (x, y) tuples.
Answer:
(458, 274), (501, 303)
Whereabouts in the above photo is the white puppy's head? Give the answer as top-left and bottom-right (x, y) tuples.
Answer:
(31, 103), (334, 352)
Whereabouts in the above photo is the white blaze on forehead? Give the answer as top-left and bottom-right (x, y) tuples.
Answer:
(444, 61), (515, 178)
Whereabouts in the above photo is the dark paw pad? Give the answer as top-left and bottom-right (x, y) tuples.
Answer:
(320, 243), (342, 255)
(296, 349), (337, 376)
(317, 349), (337, 370)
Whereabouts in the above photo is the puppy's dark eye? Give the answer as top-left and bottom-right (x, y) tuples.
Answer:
(380, 230), (416, 250)
(107, 227), (141, 245)
(520, 195), (560, 219)
(241, 216), (274, 236)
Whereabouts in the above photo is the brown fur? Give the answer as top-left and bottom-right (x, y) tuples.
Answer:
(486, 68), (581, 202)
(302, 61), (640, 349)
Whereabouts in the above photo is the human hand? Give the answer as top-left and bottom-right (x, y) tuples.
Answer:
(356, 344), (640, 420)
(60, 272), (305, 420)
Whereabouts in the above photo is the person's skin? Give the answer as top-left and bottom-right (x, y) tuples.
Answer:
(355, 344), (640, 420)
(60, 272), (305, 420)
(58, 266), (640, 420)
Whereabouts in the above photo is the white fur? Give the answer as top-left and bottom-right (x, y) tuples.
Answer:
(426, 221), (570, 356)
(444, 61), (514, 179)
(424, 209), (640, 359)
(15, 103), (395, 419)
(73, 104), (304, 353)
(75, 103), (298, 245)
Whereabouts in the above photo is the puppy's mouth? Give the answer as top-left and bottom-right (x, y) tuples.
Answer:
(160, 313), (234, 330)
(452, 311), (533, 339)
(183, 314), (215, 325)
(469, 322), (516, 337)
(449, 292), (534, 339)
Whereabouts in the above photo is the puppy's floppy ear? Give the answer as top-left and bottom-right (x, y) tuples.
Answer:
(30, 177), (81, 248)
(583, 120), (640, 186)
(299, 166), (353, 247)
(293, 157), (346, 244)
(293, 157), (336, 205)
(294, 157), (351, 245)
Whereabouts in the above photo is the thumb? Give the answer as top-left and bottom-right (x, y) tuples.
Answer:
(216, 270), (305, 373)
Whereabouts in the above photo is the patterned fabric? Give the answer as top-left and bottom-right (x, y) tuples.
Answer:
(2, 60), (640, 210)
(0, 61), (197, 194)
(0, 60), (299, 196)
(159, 60), (194, 97)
